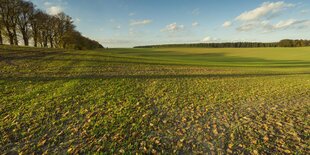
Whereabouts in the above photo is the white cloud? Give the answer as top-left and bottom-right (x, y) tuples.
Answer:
(237, 20), (275, 32)
(202, 36), (218, 43)
(161, 23), (184, 32)
(130, 19), (152, 26)
(273, 19), (296, 29)
(237, 22), (257, 31)
(192, 8), (200, 15)
(233, 1), (306, 33)
(47, 6), (63, 15)
(273, 19), (309, 30)
(222, 21), (232, 28)
(192, 22), (199, 27)
(236, 1), (294, 21)
(129, 12), (136, 16)
(236, 19), (310, 32)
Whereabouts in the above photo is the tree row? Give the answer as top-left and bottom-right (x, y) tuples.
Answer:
(135, 40), (310, 48)
(0, 0), (103, 49)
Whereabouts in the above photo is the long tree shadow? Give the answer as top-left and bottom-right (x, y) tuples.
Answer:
(52, 50), (310, 68)
(0, 48), (66, 62)
(1, 73), (309, 82)
(2, 50), (310, 68)
(3, 48), (309, 77)
(1, 48), (310, 84)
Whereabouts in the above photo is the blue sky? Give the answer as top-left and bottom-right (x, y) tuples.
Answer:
(30, 0), (310, 47)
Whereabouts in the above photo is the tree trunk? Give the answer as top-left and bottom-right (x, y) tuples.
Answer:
(44, 40), (48, 47)
(31, 23), (38, 47)
(23, 36), (29, 46)
(5, 26), (14, 45)
(20, 27), (29, 46)
(63, 42), (66, 49)
(43, 31), (48, 48)
(34, 38), (37, 47)
(39, 32), (45, 47)
(9, 34), (14, 45)
(33, 31), (38, 47)
(22, 32), (29, 46)
(0, 30), (3, 45)
(13, 27), (18, 46)
(49, 36), (53, 48)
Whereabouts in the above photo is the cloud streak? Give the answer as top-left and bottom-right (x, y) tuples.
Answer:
(161, 23), (185, 32)
(130, 19), (152, 26)
(202, 36), (218, 43)
(236, 19), (310, 32)
(236, 1), (294, 21)
(229, 1), (310, 33)
(222, 21), (232, 28)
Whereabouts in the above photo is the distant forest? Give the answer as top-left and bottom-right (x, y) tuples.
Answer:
(0, 0), (103, 50)
(135, 39), (310, 48)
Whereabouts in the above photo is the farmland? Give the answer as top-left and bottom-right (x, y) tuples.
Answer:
(0, 46), (309, 154)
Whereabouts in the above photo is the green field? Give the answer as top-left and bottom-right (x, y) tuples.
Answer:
(0, 46), (309, 154)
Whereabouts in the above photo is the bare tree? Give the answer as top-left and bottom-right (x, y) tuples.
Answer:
(47, 16), (59, 48)
(1, 0), (13, 45)
(34, 11), (49, 47)
(29, 9), (40, 47)
(54, 12), (67, 48)
(0, 0), (20, 45)
(0, 0), (103, 49)
(11, 0), (20, 45)
(62, 14), (75, 48)
(17, 0), (34, 46)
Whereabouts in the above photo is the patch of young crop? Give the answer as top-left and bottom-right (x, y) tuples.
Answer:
(0, 46), (309, 154)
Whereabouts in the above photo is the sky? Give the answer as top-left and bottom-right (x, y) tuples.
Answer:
(29, 0), (310, 47)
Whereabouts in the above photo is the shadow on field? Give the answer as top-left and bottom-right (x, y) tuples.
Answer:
(2, 49), (310, 68)
(1, 73), (309, 82)
(1, 47), (310, 82)
(52, 49), (310, 67)
(33, 57), (310, 68)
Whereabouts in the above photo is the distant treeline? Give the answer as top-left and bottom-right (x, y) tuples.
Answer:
(135, 40), (310, 48)
(0, 0), (103, 50)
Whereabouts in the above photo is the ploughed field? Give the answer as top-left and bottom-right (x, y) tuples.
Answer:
(0, 46), (309, 154)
